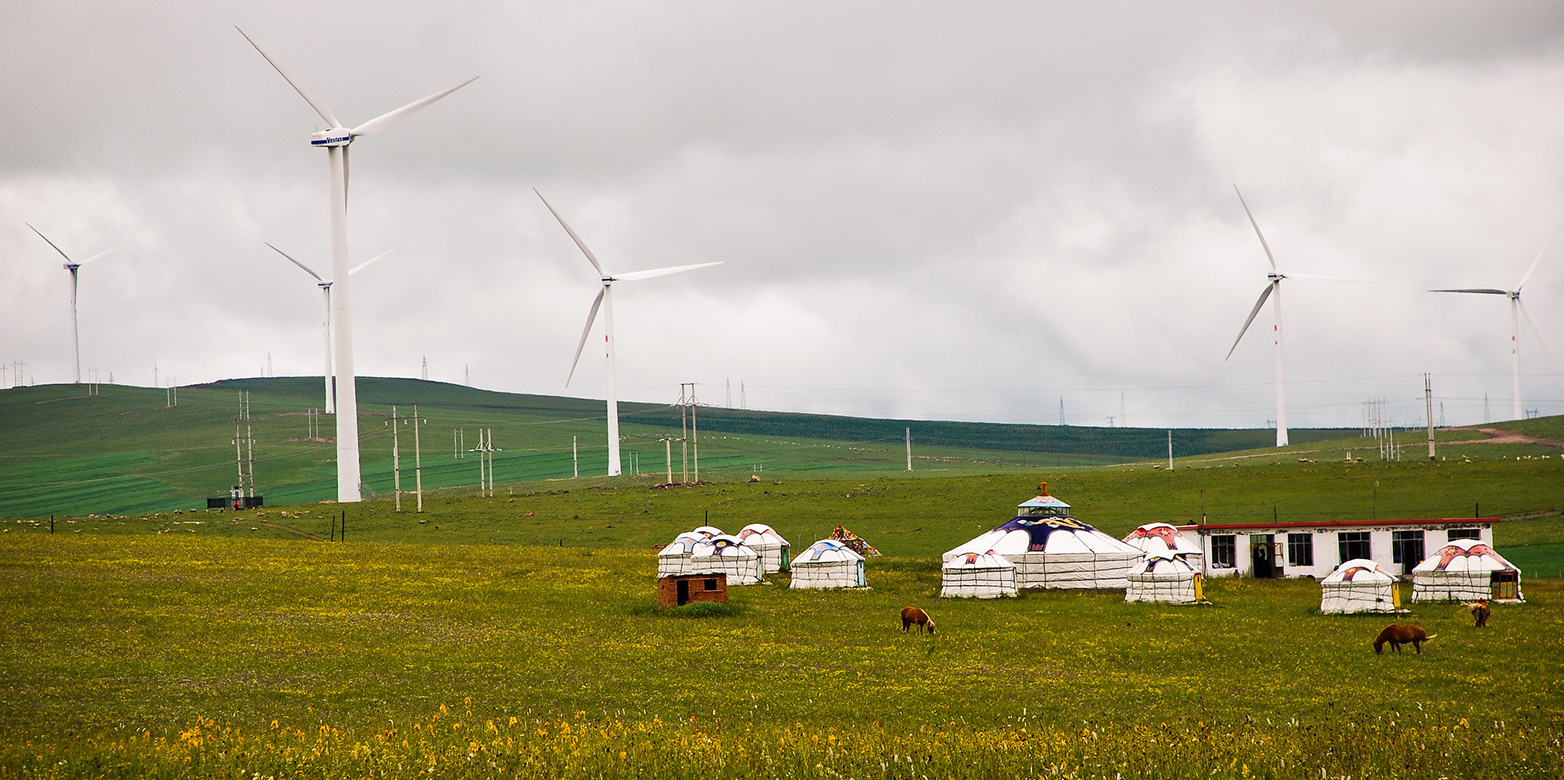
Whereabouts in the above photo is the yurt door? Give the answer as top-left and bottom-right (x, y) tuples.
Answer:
(676, 579), (690, 606)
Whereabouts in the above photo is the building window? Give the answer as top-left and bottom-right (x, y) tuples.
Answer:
(1392, 530), (1425, 565)
(705, 579), (718, 590)
(1287, 533), (1314, 566)
(1338, 531), (1371, 562)
(1210, 535), (1236, 568)
(1447, 528), (1481, 541)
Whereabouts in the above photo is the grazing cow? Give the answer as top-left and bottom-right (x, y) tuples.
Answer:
(1374, 624), (1436, 654)
(901, 606), (936, 635)
(1466, 600), (1491, 628)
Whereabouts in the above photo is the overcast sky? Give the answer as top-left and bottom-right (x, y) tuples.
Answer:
(3, 1), (1563, 432)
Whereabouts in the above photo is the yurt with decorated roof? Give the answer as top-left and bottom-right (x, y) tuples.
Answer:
(940, 551), (1017, 598)
(1123, 523), (1204, 570)
(789, 540), (866, 590)
(690, 534), (764, 585)
(943, 484), (1143, 590)
(657, 532), (706, 578)
(736, 523), (792, 573)
(1320, 559), (1399, 614)
(1124, 551), (1203, 604)
(1411, 540), (1523, 603)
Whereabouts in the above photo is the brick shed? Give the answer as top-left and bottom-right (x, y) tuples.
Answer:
(658, 573), (728, 608)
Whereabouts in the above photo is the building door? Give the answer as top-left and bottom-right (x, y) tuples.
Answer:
(676, 579), (690, 606)
(1251, 535), (1277, 578)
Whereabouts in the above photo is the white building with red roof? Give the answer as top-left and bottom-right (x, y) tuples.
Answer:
(1175, 516), (1498, 580)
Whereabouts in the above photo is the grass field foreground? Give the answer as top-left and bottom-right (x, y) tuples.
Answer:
(0, 535), (1560, 778)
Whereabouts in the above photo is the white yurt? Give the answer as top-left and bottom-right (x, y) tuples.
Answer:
(944, 495), (1143, 590)
(736, 523), (792, 573)
(689, 534), (764, 585)
(1124, 552), (1202, 604)
(1411, 540), (1523, 603)
(656, 532), (706, 578)
(789, 540), (866, 590)
(1319, 559), (1399, 614)
(1123, 523), (1204, 570)
(940, 551), (1018, 598)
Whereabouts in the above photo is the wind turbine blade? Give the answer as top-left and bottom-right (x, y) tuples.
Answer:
(1226, 283), (1274, 360)
(1281, 273), (1368, 283)
(1233, 185), (1276, 271)
(613, 261), (723, 281)
(26, 223), (73, 262)
(348, 249), (394, 276)
(1517, 226), (1558, 291)
(349, 76), (478, 137)
(76, 244), (122, 265)
(535, 189), (605, 276)
(566, 287), (607, 386)
(1429, 288), (1508, 295)
(1517, 296), (1560, 368)
(236, 27), (341, 128)
(265, 242), (324, 281)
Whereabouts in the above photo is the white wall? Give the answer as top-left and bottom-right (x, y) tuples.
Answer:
(1182, 522), (1495, 580)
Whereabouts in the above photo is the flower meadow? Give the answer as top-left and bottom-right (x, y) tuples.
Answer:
(1, 535), (1560, 778)
(3, 711), (1559, 779)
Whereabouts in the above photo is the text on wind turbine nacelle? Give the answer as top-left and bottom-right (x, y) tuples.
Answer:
(310, 129), (353, 147)
(63, 263), (80, 272)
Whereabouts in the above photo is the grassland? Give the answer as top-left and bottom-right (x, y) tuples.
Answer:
(10, 377), (1549, 519)
(0, 534), (1559, 778)
(3, 381), (1563, 777)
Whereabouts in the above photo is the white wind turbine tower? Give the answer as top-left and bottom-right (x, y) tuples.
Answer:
(535, 189), (722, 477)
(1430, 234), (1558, 421)
(27, 224), (120, 385)
(264, 243), (392, 414)
(239, 28), (475, 503)
(1225, 186), (1362, 447)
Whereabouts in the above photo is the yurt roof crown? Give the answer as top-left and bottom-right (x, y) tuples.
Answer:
(796, 539), (864, 563)
(1325, 558), (1396, 583)
(1018, 482), (1071, 518)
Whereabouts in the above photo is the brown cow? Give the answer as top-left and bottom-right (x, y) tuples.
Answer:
(1467, 600), (1491, 628)
(901, 606), (936, 635)
(1374, 624), (1436, 654)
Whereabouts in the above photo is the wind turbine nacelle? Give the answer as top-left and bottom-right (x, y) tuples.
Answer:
(310, 129), (352, 147)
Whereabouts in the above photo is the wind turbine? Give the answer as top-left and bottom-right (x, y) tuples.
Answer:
(1225, 186), (1362, 447)
(535, 189), (722, 477)
(239, 27), (475, 503)
(1430, 234), (1558, 421)
(264, 243), (392, 414)
(27, 223), (120, 385)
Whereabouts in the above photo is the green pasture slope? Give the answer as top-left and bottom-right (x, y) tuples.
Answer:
(0, 376), (1359, 518)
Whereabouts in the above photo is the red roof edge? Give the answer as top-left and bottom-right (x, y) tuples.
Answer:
(1174, 517), (1500, 532)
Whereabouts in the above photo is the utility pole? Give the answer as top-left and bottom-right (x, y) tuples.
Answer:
(572, 435), (579, 478)
(740, 381), (745, 410)
(1425, 373), (1436, 461)
(234, 392), (255, 500)
(1168, 430), (1174, 470)
(390, 405), (402, 512)
(413, 405), (424, 512)
(662, 437), (673, 485)
(678, 384), (692, 484)
(421, 355), (428, 381)
(905, 427), (912, 472)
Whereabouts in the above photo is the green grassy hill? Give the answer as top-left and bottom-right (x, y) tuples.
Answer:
(0, 376), (1392, 518)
